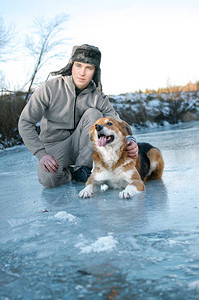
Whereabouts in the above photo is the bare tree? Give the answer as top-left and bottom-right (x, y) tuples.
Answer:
(0, 71), (6, 90)
(24, 14), (69, 102)
(0, 17), (16, 90)
(0, 17), (15, 62)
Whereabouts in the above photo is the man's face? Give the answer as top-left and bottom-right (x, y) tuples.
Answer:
(72, 61), (95, 90)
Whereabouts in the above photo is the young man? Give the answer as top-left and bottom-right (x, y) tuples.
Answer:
(18, 44), (138, 188)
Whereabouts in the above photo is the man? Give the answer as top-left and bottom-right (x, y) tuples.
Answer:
(18, 44), (138, 188)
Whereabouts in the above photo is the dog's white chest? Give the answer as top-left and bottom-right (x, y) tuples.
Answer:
(98, 147), (120, 166)
(94, 164), (133, 189)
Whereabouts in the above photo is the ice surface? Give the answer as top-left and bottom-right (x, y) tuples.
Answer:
(0, 121), (199, 299)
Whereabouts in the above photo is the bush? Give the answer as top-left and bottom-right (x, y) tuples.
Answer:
(0, 92), (26, 148)
(118, 104), (150, 128)
(165, 93), (198, 124)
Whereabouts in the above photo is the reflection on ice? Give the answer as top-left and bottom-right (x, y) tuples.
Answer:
(41, 183), (77, 206)
(0, 121), (199, 299)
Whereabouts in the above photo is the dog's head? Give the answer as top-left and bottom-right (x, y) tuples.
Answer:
(89, 117), (133, 147)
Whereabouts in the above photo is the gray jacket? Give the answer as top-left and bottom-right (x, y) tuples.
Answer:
(18, 75), (120, 159)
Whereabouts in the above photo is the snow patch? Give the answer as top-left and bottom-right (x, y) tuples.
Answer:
(76, 235), (118, 254)
(100, 184), (109, 192)
(147, 99), (161, 107)
(53, 211), (79, 222)
(188, 280), (199, 291)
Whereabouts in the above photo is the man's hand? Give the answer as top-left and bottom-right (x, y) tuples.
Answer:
(126, 142), (139, 159)
(40, 154), (59, 173)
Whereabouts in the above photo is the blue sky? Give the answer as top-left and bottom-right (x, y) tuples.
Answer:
(1, 0), (199, 94)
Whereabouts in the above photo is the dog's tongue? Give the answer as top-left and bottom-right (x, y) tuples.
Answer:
(98, 136), (107, 147)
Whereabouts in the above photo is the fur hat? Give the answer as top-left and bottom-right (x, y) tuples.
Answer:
(50, 44), (102, 92)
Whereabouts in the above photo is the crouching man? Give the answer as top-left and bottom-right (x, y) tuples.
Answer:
(18, 44), (138, 188)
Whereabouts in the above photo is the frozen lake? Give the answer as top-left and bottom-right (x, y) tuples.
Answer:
(0, 121), (199, 299)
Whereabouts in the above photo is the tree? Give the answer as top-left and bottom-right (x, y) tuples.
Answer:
(0, 17), (16, 90)
(0, 71), (6, 90)
(0, 17), (15, 62)
(24, 14), (69, 102)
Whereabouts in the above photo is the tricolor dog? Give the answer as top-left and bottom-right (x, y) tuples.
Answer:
(79, 117), (164, 199)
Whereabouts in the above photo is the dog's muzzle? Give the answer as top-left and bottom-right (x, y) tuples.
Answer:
(95, 124), (114, 147)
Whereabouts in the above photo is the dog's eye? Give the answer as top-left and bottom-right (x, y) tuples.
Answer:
(107, 122), (113, 126)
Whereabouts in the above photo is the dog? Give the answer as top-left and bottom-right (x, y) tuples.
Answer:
(79, 117), (164, 199)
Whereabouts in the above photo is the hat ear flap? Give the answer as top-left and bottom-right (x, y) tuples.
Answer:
(48, 45), (78, 78)
(119, 121), (133, 136)
(89, 125), (95, 141)
(93, 67), (102, 92)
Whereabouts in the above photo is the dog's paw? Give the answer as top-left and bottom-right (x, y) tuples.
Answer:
(78, 185), (94, 198)
(119, 185), (139, 199)
(100, 184), (109, 192)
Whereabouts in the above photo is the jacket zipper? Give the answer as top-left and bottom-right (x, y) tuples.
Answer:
(73, 95), (77, 130)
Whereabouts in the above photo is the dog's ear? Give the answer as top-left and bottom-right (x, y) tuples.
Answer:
(89, 125), (95, 141)
(119, 120), (133, 136)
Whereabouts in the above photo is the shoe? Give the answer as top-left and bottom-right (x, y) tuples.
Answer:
(73, 166), (91, 183)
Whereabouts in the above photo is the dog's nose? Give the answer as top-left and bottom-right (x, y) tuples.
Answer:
(95, 124), (103, 132)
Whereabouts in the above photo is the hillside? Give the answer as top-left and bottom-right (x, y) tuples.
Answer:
(110, 90), (199, 129)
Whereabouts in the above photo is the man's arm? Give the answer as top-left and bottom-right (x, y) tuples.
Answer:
(97, 93), (121, 120)
(18, 83), (50, 160)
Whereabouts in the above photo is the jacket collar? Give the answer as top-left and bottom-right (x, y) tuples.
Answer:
(63, 75), (96, 96)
